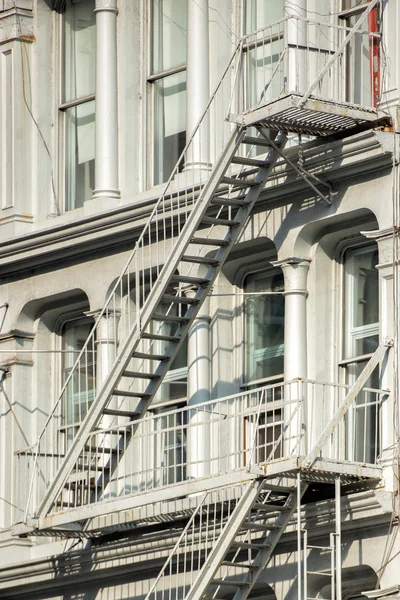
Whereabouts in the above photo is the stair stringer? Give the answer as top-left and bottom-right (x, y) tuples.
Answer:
(34, 127), (288, 523)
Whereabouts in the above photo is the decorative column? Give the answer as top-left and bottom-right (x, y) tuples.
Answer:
(186, 0), (210, 173)
(284, 0), (307, 93)
(273, 257), (310, 455)
(187, 294), (211, 479)
(363, 230), (396, 473)
(90, 0), (120, 211)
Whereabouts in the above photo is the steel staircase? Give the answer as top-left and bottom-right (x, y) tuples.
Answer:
(32, 126), (288, 521)
(146, 478), (308, 600)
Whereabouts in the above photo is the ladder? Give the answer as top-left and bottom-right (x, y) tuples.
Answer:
(146, 478), (308, 600)
(33, 126), (288, 521)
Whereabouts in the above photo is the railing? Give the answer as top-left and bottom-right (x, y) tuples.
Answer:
(16, 379), (387, 521)
(230, 15), (379, 116)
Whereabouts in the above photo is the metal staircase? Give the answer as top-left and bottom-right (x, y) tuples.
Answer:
(146, 477), (308, 600)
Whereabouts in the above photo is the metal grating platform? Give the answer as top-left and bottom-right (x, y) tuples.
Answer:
(238, 93), (391, 136)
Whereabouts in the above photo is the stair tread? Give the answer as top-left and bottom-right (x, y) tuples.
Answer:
(241, 521), (280, 531)
(123, 370), (159, 380)
(212, 579), (248, 587)
(181, 255), (220, 266)
(190, 236), (229, 246)
(232, 155), (270, 167)
(211, 196), (250, 207)
(103, 408), (141, 418)
(242, 135), (273, 147)
(253, 502), (289, 512)
(132, 351), (169, 361)
(170, 274), (210, 285)
(113, 389), (151, 399)
(221, 176), (258, 187)
(262, 483), (296, 493)
(232, 541), (271, 550)
(152, 313), (190, 323)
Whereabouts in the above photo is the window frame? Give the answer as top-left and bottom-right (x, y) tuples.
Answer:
(147, 0), (187, 188)
(58, 0), (96, 212)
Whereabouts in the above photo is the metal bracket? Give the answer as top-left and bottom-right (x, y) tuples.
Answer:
(259, 129), (333, 206)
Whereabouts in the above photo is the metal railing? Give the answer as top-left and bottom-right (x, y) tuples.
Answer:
(230, 15), (379, 116)
(16, 379), (387, 521)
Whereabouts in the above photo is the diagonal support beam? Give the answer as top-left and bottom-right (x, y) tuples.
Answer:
(302, 337), (392, 468)
(299, 0), (380, 106)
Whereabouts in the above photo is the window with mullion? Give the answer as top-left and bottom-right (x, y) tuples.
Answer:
(150, 0), (187, 185)
(61, 0), (96, 211)
(343, 244), (380, 463)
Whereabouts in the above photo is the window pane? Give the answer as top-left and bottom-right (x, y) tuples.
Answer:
(65, 100), (95, 210)
(63, 0), (96, 103)
(152, 0), (187, 73)
(244, 0), (284, 34)
(153, 71), (187, 185)
(245, 271), (284, 381)
(62, 319), (95, 431)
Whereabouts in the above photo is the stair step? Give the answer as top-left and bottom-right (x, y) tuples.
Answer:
(242, 135), (273, 147)
(221, 561), (258, 570)
(221, 176), (258, 187)
(142, 332), (180, 342)
(132, 351), (169, 361)
(103, 408), (141, 419)
(241, 521), (279, 532)
(252, 502), (289, 512)
(190, 236), (229, 247)
(123, 370), (159, 380)
(202, 216), (238, 227)
(211, 196), (249, 208)
(84, 445), (117, 455)
(113, 389), (151, 399)
(232, 155), (269, 167)
(232, 541), (271, 551)
(262, 483), (295, 494)
(162, 293), (200, 305)
(181, 255), (220, 266)
(170, 274), (210, 286)
(212, 579), (248, 588)
(152, 313), (190, 324)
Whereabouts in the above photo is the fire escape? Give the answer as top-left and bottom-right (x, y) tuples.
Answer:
(13, 2), (392, 598)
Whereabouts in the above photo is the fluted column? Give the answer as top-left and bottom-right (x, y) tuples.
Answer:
(91, 0), (120, 208)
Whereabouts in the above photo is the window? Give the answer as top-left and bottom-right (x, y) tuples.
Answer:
(60, 0), (96, 211)
(243, 0), (285, 109)
(244, 270), (285, 385)
(340, 0), (376, 106)
(343, 244), (380, 463)
(61, 317), (95, 445)
(149, 0), (187, 185)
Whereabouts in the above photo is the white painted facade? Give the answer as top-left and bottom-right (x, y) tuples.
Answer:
(0, 1), (399, 599)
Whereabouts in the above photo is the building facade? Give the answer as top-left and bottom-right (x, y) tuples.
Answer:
(0, 0), (399, 598)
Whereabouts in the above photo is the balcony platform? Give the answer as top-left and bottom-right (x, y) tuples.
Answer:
(13, 456), (382, 539)
(234, 93), (391, 137)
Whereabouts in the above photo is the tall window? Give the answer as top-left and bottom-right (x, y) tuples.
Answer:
(61, 318), (95, 445)
(61, 0), (96, 211)
(244, 270), (285, 384)
(343, 245), (379, 463)
(149, 0), (187, 185)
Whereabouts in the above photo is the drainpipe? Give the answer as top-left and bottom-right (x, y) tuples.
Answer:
(90, 0), (120, 210)
(284, 0), (307, 93)
(186, 0), (210, 173)
(273, 257), (310, 455)
(187, 293), (211, 479)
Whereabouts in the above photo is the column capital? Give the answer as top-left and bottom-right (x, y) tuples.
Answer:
(271, 257), (310, 295)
